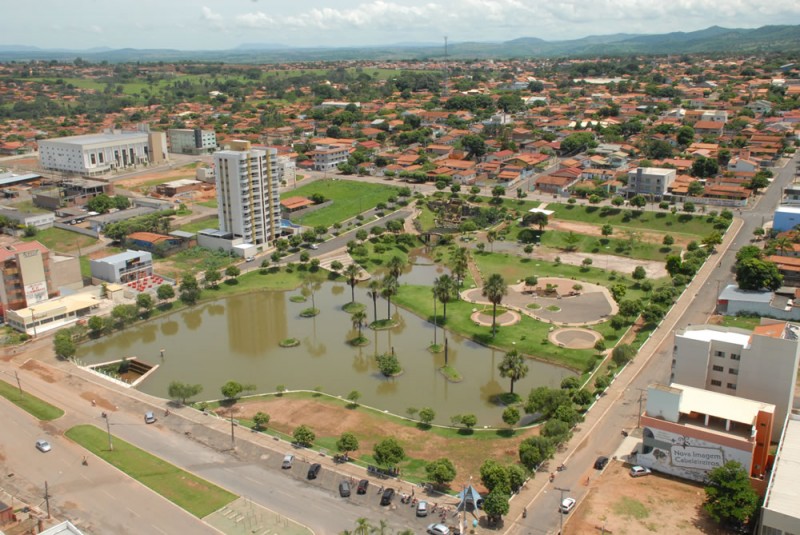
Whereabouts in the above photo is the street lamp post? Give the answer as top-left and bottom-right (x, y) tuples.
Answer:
(555, 486), (571, 535)
(102, 412), (113, 451)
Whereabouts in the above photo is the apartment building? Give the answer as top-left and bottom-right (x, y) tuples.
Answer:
(167, 128), (217, 155)
(39, 130), (164, 176)
(671, 324), (800, 441)
(0, 241), (58, 318)
(309, 144), (350, 171)
(214, 141), (281, 247)
(626, 167), (676, 198)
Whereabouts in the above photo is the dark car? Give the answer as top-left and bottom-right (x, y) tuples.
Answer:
(594, 456), (609, 470)
(307, 463), (321, 480)
(339, 480), (351, 497)
(380, 487), (395, 506)
(357, 479), (369, 494)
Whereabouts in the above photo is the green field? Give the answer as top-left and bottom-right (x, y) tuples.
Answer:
(22, 227), (98, 253)
(550, 204), (721, 238)
(537, 230), (678, 261)
(177, 216), (218, 234)
(66, 425), (237, 518)
(0, 379), (64, 421)
(282, 180), (401, 228)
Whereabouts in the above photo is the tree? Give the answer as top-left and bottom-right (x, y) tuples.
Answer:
(704, 461), (759, 529)
(433, 274), (456, 324)
(487, 230), (497, 252)
(601, 224), (613, 237)
(480, 459), (510, 492)
(167, 381), (203, 404)
(88, 315), (106, 335)
(692, 156), (719, 178)
(179, 274), (201, 305)
(629, 195), (647, 210)
(336, 432), (359, 454)
(220, 380), (254, 400)
(483, 488), (511, 523)
(425, 458), (457, 487)
(525, 211), (548, 231)
(462, 134), (487, 160)
(204, 268), (221, 289)
(293, 425), (316, 447)
(482, 273), (508, 338)
(351, 309), (367, 339)
(519, 436), (555, 471)
(366, 279), (381, 323)
(747, 172), (770, 193)
(53, 330), (76, 359)
(612, 344), (637, 365)
(498, 349), (529, 395)
(252, 411), (270, 430)
(450, 247), (469, 290)
(460, 414), (477, 429)
(373, 437), (404, 467)
(386, 255), (406, 281)
(225, 265), (240, 282)
(375, 352), (401, 376)
(135, 292), (154, 316)
(346, 390), (361, 405)
(380, 276), (399, 320)
(525, 386), (572, 419)
(502, 406), (520, 427)
(632, 265), (647, 281)
(541, 418), (572, 444)
(662, 234), (675, 246)
(676, 125), (695, 146)
(735, 257), (783, 291)
(418, 407), (435, 426)
(343, 263), (361, 303)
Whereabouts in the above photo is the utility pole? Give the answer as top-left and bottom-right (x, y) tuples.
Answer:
(103, 412), (113, 451)
(555, 487), (570, 535)
(444, 337), (449, 366)
(637, 388), (647, 428)
(230, 406), (235, 449)
(44, 481), (51, 518)
(15, 371), (22, 394)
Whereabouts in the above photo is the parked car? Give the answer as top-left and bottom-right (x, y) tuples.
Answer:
(630, 465), (652, 477)
(416, 500), (429, 517)
(427, 523), (450, 535)
(380, 487), (395, 505)
(339, 480), (351, 497)
(594, 455), (609, 470)
(246, 256), (255, 262)
(144, 411), (157, 424)
(357, 479), (369, 494)
(559, 497), (576, 514)
(307, 463), (321, 480)
(281, 454), (294, 469)
(35, 439), (51, 453)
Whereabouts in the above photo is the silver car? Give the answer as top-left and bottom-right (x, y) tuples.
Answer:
(35, 439), (51, 453)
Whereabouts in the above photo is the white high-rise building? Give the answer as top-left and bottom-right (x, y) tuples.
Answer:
(214, 141), (281, 247)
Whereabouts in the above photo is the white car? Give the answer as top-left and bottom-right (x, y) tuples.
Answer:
(416, 500), (428, 517)
(630, 465), (652, 477)
(427, 524), (450, 535)
(559, 497), (576, 514)
(35, 439), (51, 453)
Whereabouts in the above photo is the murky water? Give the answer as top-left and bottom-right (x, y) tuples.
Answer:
(76, 260), (574, 425)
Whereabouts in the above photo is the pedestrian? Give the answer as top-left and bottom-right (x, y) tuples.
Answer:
(411, 488), (415, 497)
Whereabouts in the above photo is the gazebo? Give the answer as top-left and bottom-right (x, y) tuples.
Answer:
(456, 484), (484, 512)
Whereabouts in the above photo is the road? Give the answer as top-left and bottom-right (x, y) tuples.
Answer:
(506, 153), (799, 535)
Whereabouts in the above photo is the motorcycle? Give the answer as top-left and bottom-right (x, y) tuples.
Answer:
(621, 430), (629, 437)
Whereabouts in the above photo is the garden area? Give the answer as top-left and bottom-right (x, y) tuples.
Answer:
(282, 180), (404, 228)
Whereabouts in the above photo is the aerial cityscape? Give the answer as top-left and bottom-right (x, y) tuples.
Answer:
(0, 4), (799, 535)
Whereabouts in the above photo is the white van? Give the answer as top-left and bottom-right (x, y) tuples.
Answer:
(281, 454), (294, 469)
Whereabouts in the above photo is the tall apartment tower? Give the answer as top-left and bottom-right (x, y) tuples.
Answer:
(214, 141), (281, 246)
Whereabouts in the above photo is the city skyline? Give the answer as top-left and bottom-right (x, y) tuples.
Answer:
(1, 0), (799, 51)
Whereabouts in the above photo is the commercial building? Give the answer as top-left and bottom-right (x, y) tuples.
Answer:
(5, 292), (100, 336)
(626, 167), (676, 197)
(759, 414), (800, 535)
(772, 205), (800, 233)
(309, 144), (350, 172)
(637, 383), (773, 487)
(214, 141), (281, 247)
(167, 128), (217, 155)
(39, 130), (166, 176)
(89, 250), (153, 284)
(0, 241), (58, 318)
(671, 324), (800, 441)
(0, 208), (54, 233)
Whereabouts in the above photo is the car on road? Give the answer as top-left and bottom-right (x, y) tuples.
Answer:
(357, 479), (369, 494)
(310, 244), (319, 250)
(338, 480), (351, 497)
(559, 497), (576, 514)
(416, 500), (429, 517)
(307, 463), (321, 480)
(281, 454), (294, 469)
(379, 487), (395, 505)
(630, 465), (652, 477)
(144, 411), (157, 424)
(35, 439), (51, 453)
(245, 256), (255, 262)
(594, 455), (609, 470)
(427, 523), (450, 535)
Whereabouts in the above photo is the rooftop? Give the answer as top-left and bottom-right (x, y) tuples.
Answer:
(763, 416), (800, 520)
(0, 241), (49, 263)
(677, 325), (752, 347)
(43, 131), (148, 146)
(672, 383), (774, 425)
(93, 249), (151, 265)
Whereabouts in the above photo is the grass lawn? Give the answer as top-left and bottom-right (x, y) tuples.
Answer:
(154, 246), (234, 278)
(177, 216), (218, 234)
(715, 314), (761, 330)
(550, 204), (723, 238)
(350, 238), (418, 272)
(22, 227), (98, 253)
(0, 326), (30, 346)
(197, 199), (218, 209)
(283, 180), (401, 228)
(8, 200), (49, 213)
(65, 425), (237, 518)
(0, 379), (64, 421)
(537, 230), (678, 261)
(200, 267), (307, 298)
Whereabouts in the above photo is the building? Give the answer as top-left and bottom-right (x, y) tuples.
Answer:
(772, 205), (800, 233)
(32, 177), (110, 210)
(214, 141), (281, 247)
(155, 178), (202, 197)
(0, 241), (58, 318)
(309, 144), (350, 172)
(38, 130), (163, 176)
(759, 414), (800, 535)
(5, 292), (100, 336)
(89, 250), (153, 284)
(627, 167), (676, 198)
(0, 208), (54, 233)
(167, 128), (217, 155)
(637, 383), (773, 487)
(671, 324), (800, 441)
(716, 285), (800, 321)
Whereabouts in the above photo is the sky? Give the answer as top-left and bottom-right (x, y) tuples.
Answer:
(2, 0), (800, 50)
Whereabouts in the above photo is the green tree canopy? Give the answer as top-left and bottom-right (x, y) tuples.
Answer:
(735, 257), (783, 291)
(373, 437), (405, 467)
(425, 458), (457, 487)
(167, 381), (203, 404)
(704, 461), (759, 529)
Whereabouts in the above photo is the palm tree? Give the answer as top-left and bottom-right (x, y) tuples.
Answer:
(433, 274), (456, 324)
(370, 520), (390, 535)
(450, 247), (469, 294)
(351, 309), (367, 339)
(482, 273), (508, 338)
(773, 236), (793, 256)
(343, 263), (361, 303)
(381, 276), (399, 320)
(487, 229), (497, 252)
(353, 517), (373, 535)
(387, 255), (406, 281)
(367, 279), (381, 323)
(498, 349), (529, 395)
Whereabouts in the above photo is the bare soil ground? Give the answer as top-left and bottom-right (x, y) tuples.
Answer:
(547, 219), (694, 247)
(216, 396), (538, 492)
(568, 460), (725, 535)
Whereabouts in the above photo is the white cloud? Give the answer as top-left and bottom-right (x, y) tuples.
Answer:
(201, 6), (222, 22)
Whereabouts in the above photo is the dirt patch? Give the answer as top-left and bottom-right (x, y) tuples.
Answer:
(549, 328), (602, 349)
(568, 460), (726, 535)
(19, 360), (56, 383)
(223, 396), (539, 491)
(547, 219), (693, 247)
(79, 391), (117, 412)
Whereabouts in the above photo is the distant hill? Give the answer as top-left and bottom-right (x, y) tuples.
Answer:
(1, 24), (799, 63)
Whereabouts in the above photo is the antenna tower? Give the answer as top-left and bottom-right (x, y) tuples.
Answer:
(442, 36), (450, 97)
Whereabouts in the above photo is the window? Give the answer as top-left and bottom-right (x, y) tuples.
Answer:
(727, 383), (737, 390)
(730, 354), (740, 361)
(714, 350), (725, 358)
(712, 365), (724, 372)
(729, 368), (738, 375)
(710, 380), (722, 386)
